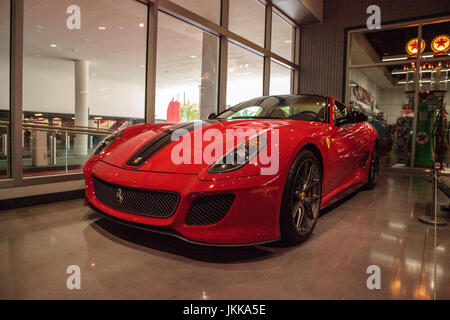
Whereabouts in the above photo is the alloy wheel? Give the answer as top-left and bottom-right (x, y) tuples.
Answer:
(291, 159), (321, 234)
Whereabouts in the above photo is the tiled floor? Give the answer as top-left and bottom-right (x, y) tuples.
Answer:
(0, 172), (448, 299)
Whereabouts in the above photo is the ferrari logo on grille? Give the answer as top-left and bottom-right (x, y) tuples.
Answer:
(134, 157), (142, 164)
(116, 188), (124, 204)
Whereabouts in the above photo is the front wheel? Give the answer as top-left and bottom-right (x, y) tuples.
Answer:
(280, 150), (322, 245)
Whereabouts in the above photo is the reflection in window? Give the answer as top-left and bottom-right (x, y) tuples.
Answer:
(226, 106), (263, 119)
(219, 96), (328, 122)
(156, 12), (219, 122)
(0, 0), (9, 179)
(23, 0), (147, 176)
(170, 0), (221, 24)
(270, 60), (292, 96)
(229, 0), (266, 47)
(227, 43), (264, 107)
(272, 12), (294, 61)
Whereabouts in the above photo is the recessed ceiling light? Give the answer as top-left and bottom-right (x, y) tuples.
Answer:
(34, 113), (43, 117)
(98, 26), (106, 30)
(94, 117), (103, 120)
(190, 55), (197, 59)
(139, 65), (145, 69)
(91, 73), (96, 77)
(50, 44), (57, 48)
(284, 40), (292, 44)
(36, 25), (43, 29)
(139, 23), (145, 28)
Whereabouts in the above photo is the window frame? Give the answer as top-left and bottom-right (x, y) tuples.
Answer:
(0, 0), (301, 189)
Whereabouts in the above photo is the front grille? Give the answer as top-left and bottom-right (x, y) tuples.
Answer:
(93, 177), (179, 218)
(185, 194), (235, 226)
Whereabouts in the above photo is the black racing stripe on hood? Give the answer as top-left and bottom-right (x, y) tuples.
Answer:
(124, 121), (217, 167)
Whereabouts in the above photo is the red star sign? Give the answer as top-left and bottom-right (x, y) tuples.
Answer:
(435, 37), (448, 49)
(417, 132), (428, 143)
(409, 41), (418, 52)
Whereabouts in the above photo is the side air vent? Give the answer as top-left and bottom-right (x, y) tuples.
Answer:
(185, 194), (235, 226)
(360, 151), (370, 168)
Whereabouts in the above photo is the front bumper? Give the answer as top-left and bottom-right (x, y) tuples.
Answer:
(84, 160), (285, 245)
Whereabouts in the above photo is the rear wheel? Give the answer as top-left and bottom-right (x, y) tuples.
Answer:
(280, 150), (322, 245)
(366, 143), (379, 189)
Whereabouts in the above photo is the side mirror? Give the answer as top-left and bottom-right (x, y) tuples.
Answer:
(207, 112), (217, 120)
(349, 111), (368, 123)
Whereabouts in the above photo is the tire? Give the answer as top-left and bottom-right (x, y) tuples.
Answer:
(280, 150), (322, 245)
(366, 143), (379, 189)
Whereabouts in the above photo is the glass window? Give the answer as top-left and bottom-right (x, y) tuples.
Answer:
(350, 25), (419, 65)
(270, 60), (292, 95)
(420, 20), (450, 60)
(348, 67), (413, 170)
(229, 0), (266, 47)
(227, 43), (264, 107)
(271, 11), (294, 61)
(0, 0), (10, 179)
(23, 0), (147, 176)
(156, 12), (219, 122)
(170, 0), (221, 25)
(218, 95), (328, 123)
(225, 106), (263, 119)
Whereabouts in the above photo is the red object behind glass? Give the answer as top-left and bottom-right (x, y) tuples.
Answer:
(166, 98), (180, 123)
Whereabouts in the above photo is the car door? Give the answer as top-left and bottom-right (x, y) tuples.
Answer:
(348, 111), (372, 173)
(326, 101), (359, 193)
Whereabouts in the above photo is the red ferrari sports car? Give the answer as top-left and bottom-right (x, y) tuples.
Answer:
(84, 94), (379, 246)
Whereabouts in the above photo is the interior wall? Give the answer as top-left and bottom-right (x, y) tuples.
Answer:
(18, 54), (145, 119)
(300, 0), (450, 100)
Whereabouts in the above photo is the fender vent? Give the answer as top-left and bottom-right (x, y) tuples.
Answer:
(185, 194), (235, 226)
(360, 151), (370, 168)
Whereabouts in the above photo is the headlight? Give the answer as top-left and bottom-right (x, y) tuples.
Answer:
(92, 130), (123, 156)
(208, 135), (267, 173)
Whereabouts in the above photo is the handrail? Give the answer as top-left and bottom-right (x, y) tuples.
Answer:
(0, 120), (116, 136)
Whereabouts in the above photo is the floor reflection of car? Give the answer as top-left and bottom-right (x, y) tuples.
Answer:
(84, 95), (379, 246)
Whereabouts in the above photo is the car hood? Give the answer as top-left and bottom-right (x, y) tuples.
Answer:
(100, 119), (319, 175)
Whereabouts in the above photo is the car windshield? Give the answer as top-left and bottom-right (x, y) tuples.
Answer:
(216, 95), (329, 123)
